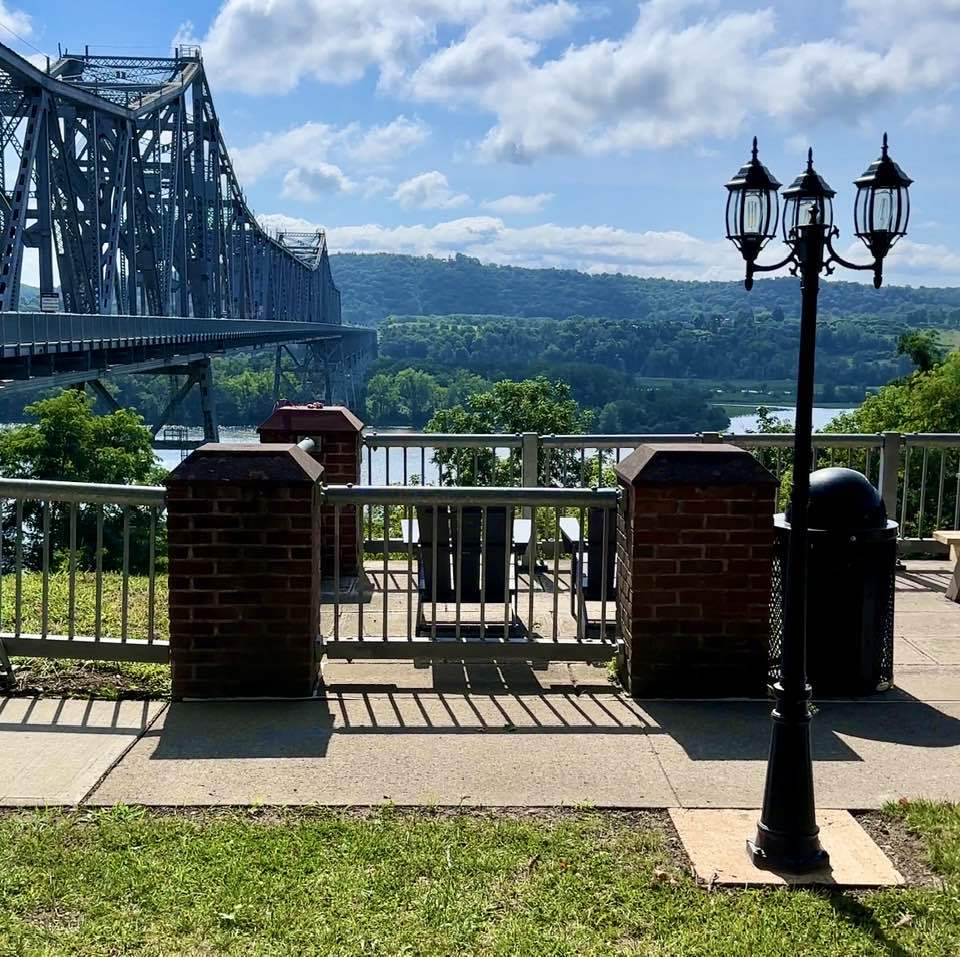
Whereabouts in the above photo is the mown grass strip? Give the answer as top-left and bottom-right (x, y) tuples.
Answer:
(0, 804), (957, 956)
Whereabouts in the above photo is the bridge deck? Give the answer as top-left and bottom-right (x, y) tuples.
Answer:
(0, 312), (375, 394)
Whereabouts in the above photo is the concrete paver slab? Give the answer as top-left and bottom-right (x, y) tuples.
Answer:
(894, 665), (960, 702)
(0, 698), (164, 805)
(670, 809), (903, 886)
(88, 698), (676, 807)
(908, 638), (960, 665)
(893, 638), (939, 665)
(644, 698), (960, 809)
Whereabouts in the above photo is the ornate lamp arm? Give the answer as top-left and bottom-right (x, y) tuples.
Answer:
(744, 249), (799, 289)
(824, 229), (883, 288)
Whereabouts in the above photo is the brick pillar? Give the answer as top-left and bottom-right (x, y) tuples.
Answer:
(615, 443), (777, 697)
(258, 403), (363, 578)
(165, 444), (323, 699)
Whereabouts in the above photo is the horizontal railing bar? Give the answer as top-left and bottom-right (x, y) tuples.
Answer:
(323, 485), (618, 507)
(543, 433), (698, 448)
(728, 433), (882, 449)
(364, 432), (523, 449)
(903, 434), (960, 448)
(1, 634), (170, 663)
(542, 432), (882, 450)
(0, 477), (166, 507)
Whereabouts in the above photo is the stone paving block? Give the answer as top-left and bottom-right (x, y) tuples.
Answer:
(88, 699), (675, 807)
(907, 638), (960, 665)
(670, 808), (903, 886)
(893, 638), (939, 665)
(894, 665), (960, 702)
(0, 698), (164, 806)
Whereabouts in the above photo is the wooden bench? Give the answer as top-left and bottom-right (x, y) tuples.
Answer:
(933, 530), (960, 601)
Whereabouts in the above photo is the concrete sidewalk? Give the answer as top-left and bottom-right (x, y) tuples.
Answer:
(83, 659), (960, 808)
(3, 561), (960, 809)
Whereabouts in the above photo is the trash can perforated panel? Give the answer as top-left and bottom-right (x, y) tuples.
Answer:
(769, 468), (897, 697)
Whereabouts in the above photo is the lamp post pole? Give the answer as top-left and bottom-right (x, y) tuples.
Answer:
(747, 210), (827, 870)
(725, 136), (913, 873)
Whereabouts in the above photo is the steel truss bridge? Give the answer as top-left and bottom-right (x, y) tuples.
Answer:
(0, 42), (375, 438)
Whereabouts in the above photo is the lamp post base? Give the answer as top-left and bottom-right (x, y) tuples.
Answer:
(746, 829), (829, 874)
(747, 682), (830, 874)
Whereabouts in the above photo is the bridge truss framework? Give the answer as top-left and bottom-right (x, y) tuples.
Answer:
(0, 43), (374, 432)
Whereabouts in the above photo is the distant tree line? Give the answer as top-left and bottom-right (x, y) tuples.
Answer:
(331, 252), (960, 329)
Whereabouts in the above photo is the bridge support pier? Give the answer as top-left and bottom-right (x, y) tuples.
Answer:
(197, 357), (220, 443)
(148, 357), (220, 443)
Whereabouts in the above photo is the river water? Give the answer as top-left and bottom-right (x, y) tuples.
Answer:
(153, 407), (853, 483)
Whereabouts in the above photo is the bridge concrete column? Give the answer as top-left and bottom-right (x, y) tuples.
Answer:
(615, 443), (777, 697)
(165, 444), (323, 699)
(258, 402), (364, 578)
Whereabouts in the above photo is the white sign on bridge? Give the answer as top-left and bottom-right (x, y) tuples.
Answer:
(39, 293), (59, 313)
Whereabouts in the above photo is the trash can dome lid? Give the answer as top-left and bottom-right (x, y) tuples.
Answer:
(787, 467), (887, 530)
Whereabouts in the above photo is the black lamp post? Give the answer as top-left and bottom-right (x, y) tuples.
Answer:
(725, 135), (913, 873)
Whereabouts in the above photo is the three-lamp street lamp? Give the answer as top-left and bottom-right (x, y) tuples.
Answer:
(725, 135), (913, 873)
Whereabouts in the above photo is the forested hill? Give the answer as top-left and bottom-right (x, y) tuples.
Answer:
(331, 252), (960, 328)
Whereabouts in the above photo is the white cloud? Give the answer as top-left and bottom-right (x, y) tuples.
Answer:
(255, 211), (960, 287)
(0, 1), (33, 40)
(231, 121), (337, 183)
(361, 176), (392, 197)
(906, 102), (955, 131)
(482, 192), (554, 214)
(229, 116), (430, 186)
(392, 171), (470, 209)
(346, 116), (430, 165)
(185, 0), (960, 161)
(178, 1), (496, 93)
(280, 162), (354, 200)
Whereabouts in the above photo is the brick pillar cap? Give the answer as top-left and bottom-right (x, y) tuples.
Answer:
(614, 442), (776, 486)
(164, 443), (324, 485)
(257, 404), (364, 436)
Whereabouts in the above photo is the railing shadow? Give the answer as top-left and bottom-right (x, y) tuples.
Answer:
(641, 688), (960, 762)
(0, 696), (155, 734)
(897, 569), (951, 593)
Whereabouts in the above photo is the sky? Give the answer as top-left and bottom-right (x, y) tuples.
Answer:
(7, 0), (960, 287)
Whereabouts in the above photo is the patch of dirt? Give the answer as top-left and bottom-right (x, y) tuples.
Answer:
(855, 810), (944, 888)
(3, 660), (169, 701)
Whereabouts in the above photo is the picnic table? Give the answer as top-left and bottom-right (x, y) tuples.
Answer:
(933, 530), (960, 601)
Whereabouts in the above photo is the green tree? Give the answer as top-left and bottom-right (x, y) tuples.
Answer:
(827, 351), (960, 536)
(364, 373), (400, 421)
(897, 330), (944, 373)
(394, 369), (440, 426)
(427, 377), (592, 485)
(0, 390), (164, 572)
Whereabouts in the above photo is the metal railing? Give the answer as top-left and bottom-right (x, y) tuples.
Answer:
(362, 430), (960, 548)
(0, 477), (168, 663)
(322, 485), (619, 662)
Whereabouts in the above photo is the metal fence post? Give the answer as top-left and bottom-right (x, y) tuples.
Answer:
(521, 432), (539, 488)
(521, 432), (539, 572)
(879, 431), (901, 522)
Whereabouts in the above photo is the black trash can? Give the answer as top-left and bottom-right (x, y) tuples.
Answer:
(770, 467), (897, 696)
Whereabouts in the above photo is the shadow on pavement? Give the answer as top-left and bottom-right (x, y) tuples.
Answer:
(152, 700), (334, 760)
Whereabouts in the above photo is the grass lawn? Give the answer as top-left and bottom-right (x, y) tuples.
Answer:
(0, 803), (958, 956)
(4, 572), (170, 699)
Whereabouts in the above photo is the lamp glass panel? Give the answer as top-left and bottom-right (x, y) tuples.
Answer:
(873, 188), (896, 232)
(743, 191), (763, 235)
